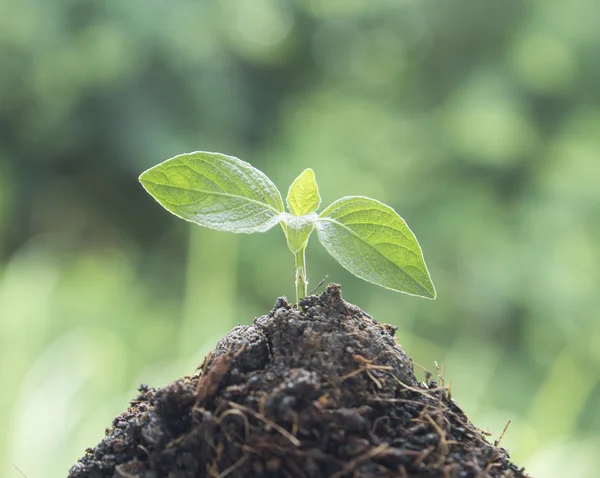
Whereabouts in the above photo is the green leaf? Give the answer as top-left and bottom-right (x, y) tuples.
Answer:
(139, 151), (284, 233)
(316, 196), (436, 298)
(286, 169), (321, 216)
(280, 212), (317, 253)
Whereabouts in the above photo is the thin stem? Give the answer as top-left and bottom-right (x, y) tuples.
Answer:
(295, 247), (307, 304)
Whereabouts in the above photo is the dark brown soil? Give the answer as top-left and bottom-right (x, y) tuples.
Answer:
(68, 285), (527, 478)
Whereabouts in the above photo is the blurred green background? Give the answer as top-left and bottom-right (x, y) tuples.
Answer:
(1, 0), (599, 477)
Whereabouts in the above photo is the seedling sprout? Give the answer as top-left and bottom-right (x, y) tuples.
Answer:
(139, 152), (436, 304)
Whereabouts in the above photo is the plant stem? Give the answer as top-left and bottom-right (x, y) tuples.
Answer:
(295, 247), (307, 304)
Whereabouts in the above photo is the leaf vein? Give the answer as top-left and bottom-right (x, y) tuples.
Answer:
(319, 217), (430, 292)
(142, 179), (281, 215)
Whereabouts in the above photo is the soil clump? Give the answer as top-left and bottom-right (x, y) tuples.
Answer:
(69, 284), (527, 478)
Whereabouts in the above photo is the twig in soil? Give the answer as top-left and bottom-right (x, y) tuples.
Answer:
(432, 360), (453, 400)
(435, 361), (445, 388)
(195, 349), (212, 375)
(412, 360), (433, 382)
(443, 463), (458, 478)
(413, 445), (435, 466)
(281, 454), (309, 477)
(340, 355), (394, 389)
(494, 420), (511, 447)
(241, 444), (259, 455)
(308, 275), (329, 295)
(228, 402), (301, 447)
(480, 462), (502, 477)
(425, 413), (450, 462)
(405, 404), (432, 435)
(365, 369), (384, 389)
(414, 445), (436, 466)
(450, 415), (494, 448)
(370, 415), (386, 434)
(114, 463), (140, 477)
(208, 442), (224, 477)
(196, 348), (233, 404)
(382, 369), (449, 398)
(329, 443), (389, 478)
(137, 444), (152, 467)
(369, 397), (432, 407)
(216, 408), (251, 442)
(216, 455), (249, 478)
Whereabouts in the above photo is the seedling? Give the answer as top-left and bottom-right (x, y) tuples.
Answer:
(139, 151), (436, 303)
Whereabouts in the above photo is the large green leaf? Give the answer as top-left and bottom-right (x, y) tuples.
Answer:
(286, 168), (321, 216)
(139, 151), (284, 233)
(316, 196), (436, 298)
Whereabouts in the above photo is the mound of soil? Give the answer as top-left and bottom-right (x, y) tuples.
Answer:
(68, 285), (527, 478)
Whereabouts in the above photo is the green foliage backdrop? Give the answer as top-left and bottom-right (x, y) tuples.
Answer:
(1, 1), (599, 476)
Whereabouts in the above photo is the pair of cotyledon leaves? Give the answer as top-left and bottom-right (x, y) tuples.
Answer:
(139, 152), (436, 299)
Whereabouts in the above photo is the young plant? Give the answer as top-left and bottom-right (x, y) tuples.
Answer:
(139, 151), (436, 303)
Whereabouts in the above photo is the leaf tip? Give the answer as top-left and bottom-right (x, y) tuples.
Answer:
(419, 279), (437, 300)
(138, 168), (155, 194)
(286, 168), (321, 216)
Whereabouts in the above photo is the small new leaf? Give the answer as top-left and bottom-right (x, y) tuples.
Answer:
(281, 213), (317, 254)
(316, 196), (436, 299)
(139, 151), (284, 233)
(286, 169), (321, 216)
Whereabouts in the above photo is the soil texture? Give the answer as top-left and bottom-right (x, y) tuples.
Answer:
(68, 284), (527, 478)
